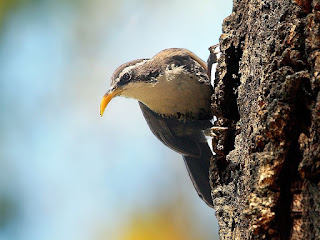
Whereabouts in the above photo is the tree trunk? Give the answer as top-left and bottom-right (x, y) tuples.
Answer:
(210, 0), (320, 239)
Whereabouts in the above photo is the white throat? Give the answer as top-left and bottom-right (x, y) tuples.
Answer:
(120, 66), (212, 117)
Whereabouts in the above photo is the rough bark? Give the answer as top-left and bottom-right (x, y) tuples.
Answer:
(209, 0), (320, 239)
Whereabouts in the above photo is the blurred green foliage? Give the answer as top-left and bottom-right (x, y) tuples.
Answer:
(0, 0), (35, 27)
(0, 195), (15, 229)
(0, 0), (88, 28)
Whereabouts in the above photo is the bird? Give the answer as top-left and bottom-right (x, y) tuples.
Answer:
(100, 48), (214, 208)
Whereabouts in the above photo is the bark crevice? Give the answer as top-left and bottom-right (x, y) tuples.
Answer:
(209, 0), (320, 239)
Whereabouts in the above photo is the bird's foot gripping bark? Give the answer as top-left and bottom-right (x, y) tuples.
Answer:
(207, 44), (221, 81)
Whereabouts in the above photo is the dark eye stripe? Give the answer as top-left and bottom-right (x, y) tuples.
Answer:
(121, 72), (131, 82)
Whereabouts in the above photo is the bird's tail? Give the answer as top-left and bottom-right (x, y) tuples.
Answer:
(183, 142), (213, 208)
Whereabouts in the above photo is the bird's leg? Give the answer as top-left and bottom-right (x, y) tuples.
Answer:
(208, 126), (230, 157)
(206, 44), (230, 156)
(207, 44), (221, 81)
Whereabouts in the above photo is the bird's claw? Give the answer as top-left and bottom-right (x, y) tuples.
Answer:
(204, 126), (229, 137)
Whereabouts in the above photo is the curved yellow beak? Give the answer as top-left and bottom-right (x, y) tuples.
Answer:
(100, 88), (123, 117)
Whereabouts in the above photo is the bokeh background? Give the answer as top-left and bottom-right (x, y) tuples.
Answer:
(0, 0), (232, 239)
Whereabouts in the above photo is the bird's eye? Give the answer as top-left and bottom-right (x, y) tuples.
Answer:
(121, 72), (131, 82)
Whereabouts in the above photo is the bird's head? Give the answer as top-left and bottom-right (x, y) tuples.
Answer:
(100, 48), (212, 119)
(100, 59), (150, 116)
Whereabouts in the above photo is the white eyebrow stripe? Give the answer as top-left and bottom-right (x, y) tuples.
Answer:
(119, 59), (150, 79)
